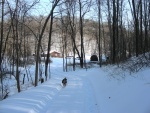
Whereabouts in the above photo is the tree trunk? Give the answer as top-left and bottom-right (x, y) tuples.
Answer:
(35, 0), (60, 86)
(112, 0), (116, 63)
(79, 0), (84, 68)
(0, 0), (5, 98)
(45, 6), (54, 81)
(97, 0), (101, 67)
(132, 0), (139, 57)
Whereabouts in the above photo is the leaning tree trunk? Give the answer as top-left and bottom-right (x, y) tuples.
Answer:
(35, 0), (60, 86)
(45, 9), (54, 81)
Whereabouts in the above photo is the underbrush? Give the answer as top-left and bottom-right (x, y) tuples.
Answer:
(119, 54), (150, 74)
(102, 53), (150, 80)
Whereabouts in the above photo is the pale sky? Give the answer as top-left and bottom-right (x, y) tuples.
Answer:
(31, 0), (52, 16)
(30, 0), (132, 25)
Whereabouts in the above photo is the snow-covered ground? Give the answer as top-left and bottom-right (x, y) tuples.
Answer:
(0, 58), (150, 113)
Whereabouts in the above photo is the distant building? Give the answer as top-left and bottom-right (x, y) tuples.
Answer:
(50, 51), (61, 58)
(39, 50), (61, 58)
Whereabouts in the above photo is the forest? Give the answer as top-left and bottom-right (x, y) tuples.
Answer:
(0, 0), (150, 100)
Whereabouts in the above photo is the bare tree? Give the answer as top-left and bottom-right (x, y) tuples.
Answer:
(5, 0), (39, 91)
(96, 0), (102, 66)
(65, 0), (78, 71)
(78, 0), (92, 68)
(35, 0), (60, 86)
(0, 0), (5, 98)
(129, 0), (140, 57)
(45, 0), (60, 80)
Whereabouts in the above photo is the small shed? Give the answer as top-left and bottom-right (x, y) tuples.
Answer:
(50, 51), (61, 57)
(90, 55), (98, 61)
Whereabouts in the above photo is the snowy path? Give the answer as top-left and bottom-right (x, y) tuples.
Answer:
(44, 76), (99, 113)
(0, 75), (99, 113)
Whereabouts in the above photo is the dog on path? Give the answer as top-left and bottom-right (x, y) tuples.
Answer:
(62, 77), (67, 86)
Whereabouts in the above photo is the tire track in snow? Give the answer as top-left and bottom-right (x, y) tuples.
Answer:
(83, 77), (100, 113)
(44, 75), (99, 113)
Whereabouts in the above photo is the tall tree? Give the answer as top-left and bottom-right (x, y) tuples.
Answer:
(0, 0), (5, 98)
(14, 0), (21, 92)
(95, 0), (102, 67)
(45, 1), (57, 80)
(35, 0), (60, 86)
(65, 0), (78, 71)
(106, 0), (113, 63)
(112, 0), (117, 63)
(130, 0), (140, 57)
(78, 0), (92, 68)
